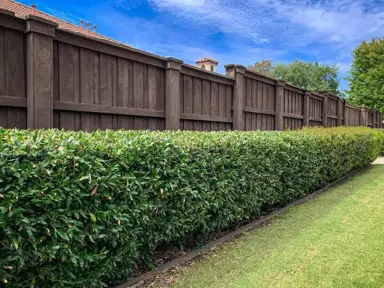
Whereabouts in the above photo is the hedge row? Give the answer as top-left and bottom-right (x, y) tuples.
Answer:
(380, 130), (384, 155)
(0, 127), (382, 287)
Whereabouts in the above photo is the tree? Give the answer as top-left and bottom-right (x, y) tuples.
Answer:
(346, 38), (384, 114)
(247, 60), (274, 76)
(248, 60), (340, 94)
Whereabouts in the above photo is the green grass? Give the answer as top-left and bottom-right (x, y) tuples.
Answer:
(172, 163), (384, 288)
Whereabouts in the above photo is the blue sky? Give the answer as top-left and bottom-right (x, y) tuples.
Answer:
(20, 0), (384, 91)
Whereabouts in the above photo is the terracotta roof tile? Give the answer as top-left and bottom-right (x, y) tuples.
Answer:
(196, 57), (219, 64)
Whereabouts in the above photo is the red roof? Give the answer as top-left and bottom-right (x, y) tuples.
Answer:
(196, 57), (219, 65)
(0, 0), (116, 43)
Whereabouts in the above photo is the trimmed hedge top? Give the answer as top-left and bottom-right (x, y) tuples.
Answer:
(0, 127), (383, 287)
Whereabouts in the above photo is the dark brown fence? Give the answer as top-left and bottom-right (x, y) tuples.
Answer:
(0, 10), (382, 131)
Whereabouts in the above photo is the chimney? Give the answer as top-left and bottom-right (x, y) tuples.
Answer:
(196, 57), (219, 72)
(31, 4), (36, 15)
(93, 25), (97, 35)
(80, 19), (84, 30)
(86, 22), (90, 34)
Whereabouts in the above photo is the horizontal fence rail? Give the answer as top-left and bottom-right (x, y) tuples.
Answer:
(0, 10), (382, 131)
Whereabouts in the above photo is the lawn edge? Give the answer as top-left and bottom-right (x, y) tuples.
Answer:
(114, 164), (372, 288)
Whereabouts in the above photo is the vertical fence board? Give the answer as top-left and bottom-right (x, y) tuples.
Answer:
(202, 80), (211, 131)
(0, 27), (4, 96)
(211, 82), (219, 131)
(58, 42), (75, 130)
(5, 28), (24, 98)
(225, 85), (232, 130)
(117, 58), (132, 130)
(218, 84), (226, 131)
(183, 75), (193, 130)
(148, 65), (158, 130)
(79, 48), (95, 131)
(0, 26), (27, 129)
(100, 53), (114, 130)
(193, 78), (203, 131)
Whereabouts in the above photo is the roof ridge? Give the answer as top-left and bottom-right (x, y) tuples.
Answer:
(196, 57), (219, 64)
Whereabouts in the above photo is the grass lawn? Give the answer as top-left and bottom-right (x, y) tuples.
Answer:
(171, 163), (384, 288)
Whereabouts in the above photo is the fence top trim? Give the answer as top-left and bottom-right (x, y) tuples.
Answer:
(182, 63), (235, 83)
(346, 103), (365, 110)
(285, 83), (305, 93)
(55, 28), (168, 68)
(244, 68), (278, 83)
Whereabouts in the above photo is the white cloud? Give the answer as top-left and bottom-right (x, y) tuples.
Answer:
(145, 0), (384, 90)
(148, 0), (384, 51)
(70, 0), (383, 91)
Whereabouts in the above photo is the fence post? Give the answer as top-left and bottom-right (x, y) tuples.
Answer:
(337, 98), (343, 126)
(25, 15), (57, 129)
(225, 65), (245, 130)
(303, 91), (310, 127)
(379, 112), (383, 128)
(360, 108), (368, 126)
(165, 57), (183, 130)
(344, 104), (349, 126)
(275, 80), (285, 131)
(322, 93), (328, 127)
(372, 110), (376, 128)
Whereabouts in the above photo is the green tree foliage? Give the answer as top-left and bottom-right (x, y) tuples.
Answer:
(0, 127), (382, 287)
(346, 38), (384, 114)
(248, 60), (340, 94)
(247, 60), (274, 76)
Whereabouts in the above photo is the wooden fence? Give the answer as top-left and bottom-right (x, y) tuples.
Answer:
(0, 10), (382, 131)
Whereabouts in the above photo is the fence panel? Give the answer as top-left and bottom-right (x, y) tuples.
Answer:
(52, 35), (166, 132)
(283, 85), (304, 130)
(243, 70), (275, 131)
(0, 25), (26, 129)
(308, 95), (323, 127)
(368, 110), (374, 127)
(180, 64), (233, 131)
(327, 96), (338, 127)
(346, 105), (361, 126)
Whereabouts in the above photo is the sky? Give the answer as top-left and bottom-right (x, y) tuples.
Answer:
(20, 0), (384, 91)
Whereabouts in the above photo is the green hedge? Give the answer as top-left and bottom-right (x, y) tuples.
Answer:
(380, 130), (384, 155)
(0, 127), (382, 287)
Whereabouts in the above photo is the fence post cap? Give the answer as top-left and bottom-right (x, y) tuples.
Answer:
(225, 64), (246, 74)
(165, 57), (183, 70)
(25, 14), (58, 27)
(224, 64), (245, 68)
(276, 80), (285, 87)
(25, 14), (58, 37)
(319, 91), (330, 96)
(166, 57), (183, 64)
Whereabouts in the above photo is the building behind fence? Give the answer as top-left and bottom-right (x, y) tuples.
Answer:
(0, 10), (382, 131)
